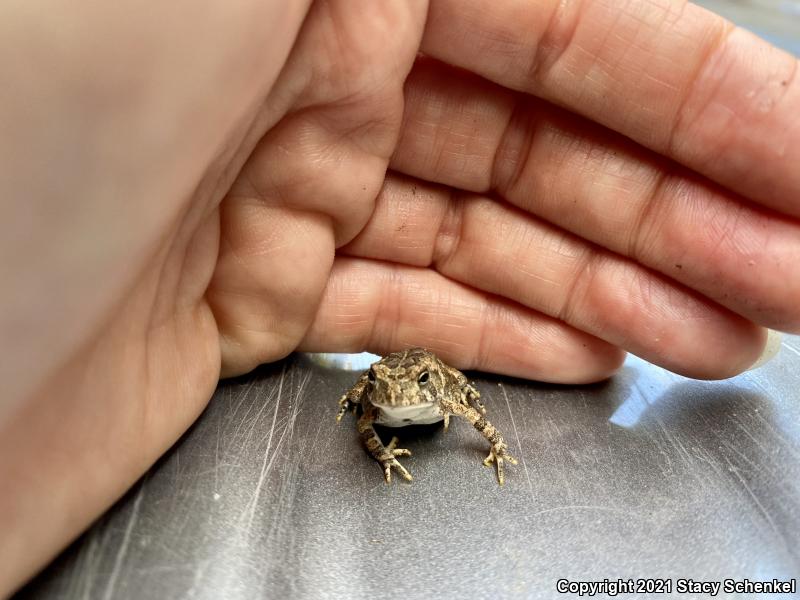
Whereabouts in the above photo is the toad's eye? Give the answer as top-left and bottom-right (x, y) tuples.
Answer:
(418, 371), (430, 386)
(367, 369), (376, 384)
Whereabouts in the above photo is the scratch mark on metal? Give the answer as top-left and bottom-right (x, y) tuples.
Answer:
(731, 420), (768, 455)
(214, 415), (221, 494)
(230, 379), (262, 442)
(101, 480), (146, 600)
(750, 408), (800, 461)
(240, 385), (279, 448)
(781, 341), (800, 358)
(243, 365), (285, 530)
(653, 414), (693, 467)
(721, 454), (787, 550)
(500, 384), (534, 498)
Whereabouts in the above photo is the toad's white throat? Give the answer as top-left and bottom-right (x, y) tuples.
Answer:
(374, 402), (443, 427)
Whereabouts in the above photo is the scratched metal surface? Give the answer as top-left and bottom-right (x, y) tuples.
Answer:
(15, 336), (800, 599)
(15, 3), (800, 599)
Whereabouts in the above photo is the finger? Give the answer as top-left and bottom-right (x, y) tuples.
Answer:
(391, 60), (800, 332)
(421, 0), (800, 215)
(248, 0), (425, 245)
(300, 257), (626, 384)
(208, 2), (424, 376)
(208, 190), (336, 377)
(342, 174), (765, 379)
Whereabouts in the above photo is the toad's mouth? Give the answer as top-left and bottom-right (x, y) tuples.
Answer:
(371, 400), (436, 409)
(373, 402), (443, 426)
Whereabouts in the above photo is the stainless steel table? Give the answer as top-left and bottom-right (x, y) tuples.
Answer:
(15, 3), (800, 599)
(16, 335), (800, 599)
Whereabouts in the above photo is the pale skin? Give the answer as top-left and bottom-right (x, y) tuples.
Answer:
(1, 0), (799, 595)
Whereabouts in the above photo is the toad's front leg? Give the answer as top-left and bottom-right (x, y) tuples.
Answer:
(464, 382), (486, 415)
(442, 399), (518, 485)
(357, 405), (413, 483)
(336, 372), (369, 422)
(443, 384), (484, 433)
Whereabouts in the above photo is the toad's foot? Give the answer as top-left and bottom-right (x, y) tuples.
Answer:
(380, 437), (413, 483)
(482, 445), (518, 486)
(386, 436), (411, 456)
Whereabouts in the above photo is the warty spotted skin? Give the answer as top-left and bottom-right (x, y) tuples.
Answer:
(336, 348), (518, 485)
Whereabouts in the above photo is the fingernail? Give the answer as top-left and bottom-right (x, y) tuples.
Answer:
(747, 328), (782, 371)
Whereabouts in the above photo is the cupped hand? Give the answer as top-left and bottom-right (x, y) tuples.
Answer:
(2, 0), (798, 594)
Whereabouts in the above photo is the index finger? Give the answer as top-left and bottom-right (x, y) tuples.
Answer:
(422, 0), (800, 216)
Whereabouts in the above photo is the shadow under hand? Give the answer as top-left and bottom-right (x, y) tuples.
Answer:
(619, 380), (800, 568)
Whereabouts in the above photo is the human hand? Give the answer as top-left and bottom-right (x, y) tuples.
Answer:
(2, 0), (798, 594)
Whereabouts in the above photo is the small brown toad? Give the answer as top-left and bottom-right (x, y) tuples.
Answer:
(337, 348), (517, 485)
